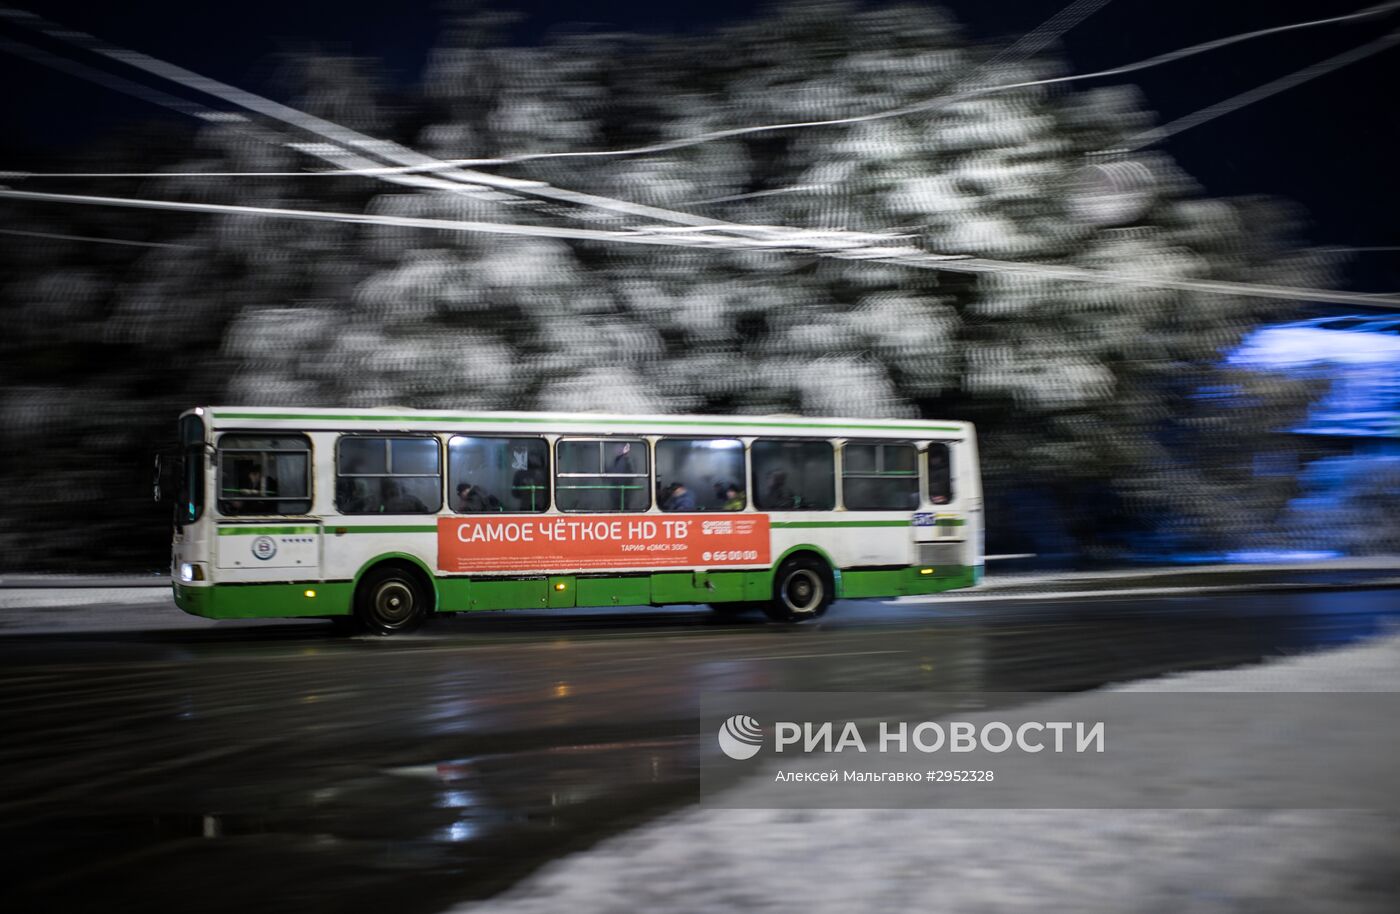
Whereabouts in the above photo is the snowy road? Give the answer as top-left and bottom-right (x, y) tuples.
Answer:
(1, 586), (1398, 913)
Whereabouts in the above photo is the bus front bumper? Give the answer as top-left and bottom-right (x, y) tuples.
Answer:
(173, 581), (353, 619)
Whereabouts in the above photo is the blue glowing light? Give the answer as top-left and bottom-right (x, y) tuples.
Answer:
(1230, 316), (1400, 438)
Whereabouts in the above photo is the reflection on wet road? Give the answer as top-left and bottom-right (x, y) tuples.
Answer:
(1, 589), (1397, 913)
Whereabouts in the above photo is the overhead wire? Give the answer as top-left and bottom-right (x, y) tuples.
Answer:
(5, 186), (1398, 310)
(3, 1), (1395, 179)
(978, 0), (1117, 73)
(2, 6), (1396, 310)
(1118, 27), (1400, 151)
(0, 6), (730, 230)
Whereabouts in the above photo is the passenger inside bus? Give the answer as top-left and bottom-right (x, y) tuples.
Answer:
(227, 465), (278, 514)
(763, 469), (797, 509)
(382, 479), (428, 514)
(511, 454), (547, 511)
(456, 481), (500, 513)
(653, 439), (745, 512)
(660, 482), (697, 512)
(928, 444), (952, 504)
(338, 477), (371, 514)
(608, 442), (635, 474)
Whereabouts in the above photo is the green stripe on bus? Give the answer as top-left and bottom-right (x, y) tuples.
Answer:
(173, 565), (977, 620)
(217, 525), (319, 535)
(210, 411), (961, 434)
(218, 524), (439, 535)
(335, 525), (437, 534)
(771, 520), (912, 529)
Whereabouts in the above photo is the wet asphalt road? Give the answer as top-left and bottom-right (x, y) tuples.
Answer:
(1, 588), (1398, 914)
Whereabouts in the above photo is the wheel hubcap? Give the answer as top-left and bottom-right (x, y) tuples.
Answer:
(783, 570), (822, 614)
(373, 581), (415, 625)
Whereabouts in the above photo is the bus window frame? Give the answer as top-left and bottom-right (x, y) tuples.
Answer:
(840, 439), (921, 512)
(447, 434), (552, 514)
(334, 434), (444, 515)
(751, 437), (837, 512)
(554, 436), (652, 513)
(654, 436), (748, 512)
(925, 440), (955, 506)
(215, 432), (314, 517)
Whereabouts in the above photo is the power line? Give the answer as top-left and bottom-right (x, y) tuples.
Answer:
(307, 0), (1400, 176)
(0, 33), (522, 206)
(4, 1), (1395, 181)
(0, 34), (216, 121)
(980, 0), (1117, 72)
(1, 7), (919, 272)
(1119, 28), (1400, 151)
(0, 6), (729, 231)
(5, 186), (1397, 310)
(0, 226), (197, 248)
(5, 6), (1396, 312)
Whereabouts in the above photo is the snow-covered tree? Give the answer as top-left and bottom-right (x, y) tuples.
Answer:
(0, 2), (1347, 567)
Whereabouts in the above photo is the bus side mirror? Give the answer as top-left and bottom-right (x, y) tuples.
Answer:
(152, 453), (171, 503)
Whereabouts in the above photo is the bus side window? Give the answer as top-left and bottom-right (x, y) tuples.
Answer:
(217, 434), (311, 516)
(843, 442), (919, 510)
(655, 438), (745, 512)
(336, 436), (442, 514)
(448, 436), (550, 513)
(752, 440), (835, 511)
(556, 439), (650, 513)
(927, 443), (953, 505)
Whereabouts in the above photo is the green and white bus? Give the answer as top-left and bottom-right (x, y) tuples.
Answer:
(168, 407), (982, 633)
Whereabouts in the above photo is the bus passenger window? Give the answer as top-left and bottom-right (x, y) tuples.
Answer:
(927, 443), (953, 504)
(449, 436), (549, 513)
(752, 440), (834, 511)
(556, 439), (649, 512)
(656, 438), (745, 512)
(843, 442), (919, 510)
(336, 436), (442, 514)
(217, 434), (311, 516)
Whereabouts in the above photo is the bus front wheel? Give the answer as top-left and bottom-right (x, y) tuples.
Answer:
(355, 565), (429, 635)
(764, 556), (833, 623)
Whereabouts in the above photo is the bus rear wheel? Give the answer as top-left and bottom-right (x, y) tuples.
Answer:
(764, 556), (833, 623)
(355, 565), (429, 635)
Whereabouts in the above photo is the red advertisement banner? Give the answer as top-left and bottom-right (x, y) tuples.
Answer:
(437, 513), (771, 573)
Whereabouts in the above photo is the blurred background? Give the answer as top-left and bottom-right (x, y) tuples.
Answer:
(1, 0), (1397, 572)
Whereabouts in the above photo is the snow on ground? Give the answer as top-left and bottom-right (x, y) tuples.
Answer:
(450, 635), (1400, 914)
(0, 586), (313, 634)
(0, 587), (170, 610)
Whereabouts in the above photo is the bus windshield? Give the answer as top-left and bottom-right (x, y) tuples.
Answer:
(176, 414), (205, 526)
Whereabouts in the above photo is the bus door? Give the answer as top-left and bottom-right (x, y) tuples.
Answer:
(912, 441), (965, 570)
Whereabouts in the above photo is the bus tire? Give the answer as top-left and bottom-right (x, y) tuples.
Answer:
(764, 555), (833, 623)
(355, 564), (430, 635)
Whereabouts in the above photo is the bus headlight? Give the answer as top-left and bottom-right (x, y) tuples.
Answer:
(179, 562), (206, 582)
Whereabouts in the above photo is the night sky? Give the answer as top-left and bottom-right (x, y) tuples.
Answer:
(3, 0), (1397, 293)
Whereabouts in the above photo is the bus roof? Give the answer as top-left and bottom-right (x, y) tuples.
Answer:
(187, 406), (971, 439)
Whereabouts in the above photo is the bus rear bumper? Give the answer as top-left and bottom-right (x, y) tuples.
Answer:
(839, 565), (976, 599)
